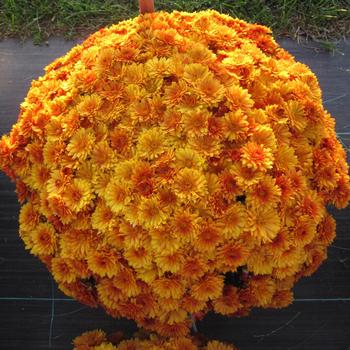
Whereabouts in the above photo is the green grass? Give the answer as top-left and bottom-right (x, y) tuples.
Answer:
(0, 0), (349, 44)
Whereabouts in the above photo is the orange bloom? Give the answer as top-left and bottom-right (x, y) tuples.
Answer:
(183, 109), (210, 137)
(97, 277), (124, 309)
(219, 203), (247, 239)
(317, 213), (336, 245)
(87, 249), (120, 278)
(241, 141), (273, 171)
(91, 140), (114, 169)
(292, 216), (317, 247)
(191, 274), (224, 301)
(216, 242), (249, 272)
(213, 286), (241, 315)
(77, 94), (102, 116)
(181, 255), (208, 280)
(182, 294), (207, 314)
(247, 175), (281, 207)
(196, 222), (222, 251)
(171, 209), (199, 242)
(226, 85), (254, 110)
(51, 257), (78, 283)
(114, 268), (140, 297)
(155, 320), (191, 337)
(19, 202), (39, 232)
(222, 110), (249, 141)
(31, 222), (57, 256)
(104, 179), (131, 214)
(150, 225), (180, 254)
(296, 190), (323, 222)
(124, 245), (152, 269)
(91, 200), (114, 232)
(249, 276), (276, 307)
(73, 329), (106, 348)
(109, 128), (130, 154)
(248, 206), (280, 243)
(153, 277), (184, 299)
(274, 144), (298, 171)
(62, 179), (94, 213)
(136, 127), (168, 160)
(195, 74), (225, 104)
(138, 196), (168, 229)
(232, 162), (263, 187)
(67, 128), (95, 161)
(156, 250), (184, 274)
(219, 169), (241, 197)
(60, 228), (98, 259)
(174, 168), (208, 202)
(284, 99), (307, 132)
(207, 340), (238, 350)
(164, 80), (187, 106)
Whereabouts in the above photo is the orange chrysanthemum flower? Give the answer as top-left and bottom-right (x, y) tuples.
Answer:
(216, 242), (249, 272)
(114, 268), (140, 297)
(153, 277), (184, 299)
(62, 178), (94, 213)
(137, 127), (168, 160)
(73, 329), (106, 349)
(219, 203), (247, 239)
(248, 206), (281, 243)
(67, 127), (95, 161)
(51, 257), (78, 284)
(87, 249), (120, 278)
(104, 179), (131, 214)
(174, 168), (207, 202)
(213, 286), (241, 315)
(240, 141), (273, 171)
(196, 222), (222, 251)
(31, 222), (57, 256)
(222, 110), (249, 141)
(138, 196), (168, 229)
(247, 175), (281, 207)
(191, 274), (224, 301)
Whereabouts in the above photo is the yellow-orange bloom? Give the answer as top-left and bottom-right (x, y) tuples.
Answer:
(87, 249), (120, 278)
(136, 127), (168, 160)
(138, 196), (168, 229)
(153, 277), (184, 299)
(222, 110), (249, 141)
(31, 222), (57, 256)
(62, 178), (94, 213)
(191, 274), (224, 301)
(241, 141), (273, 171)
(219, 203), (247, 239)
(248, 206), (281, 243)
(67, 128), (95, 161)
(104, 179), (131, 214)
(174, 168), (207, 202)
(247, 175), (281, 207)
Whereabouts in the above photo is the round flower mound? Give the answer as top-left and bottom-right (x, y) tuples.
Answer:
(73, 329), (238, 350)
(1, 10), (350, 336)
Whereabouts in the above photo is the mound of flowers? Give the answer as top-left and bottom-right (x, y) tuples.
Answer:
(1, 9), (349, 337)
(72, 329), (237, 350)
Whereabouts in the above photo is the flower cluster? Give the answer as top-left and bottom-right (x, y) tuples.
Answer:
(73, 329), (237, 350)
(1, 10), (349, 337)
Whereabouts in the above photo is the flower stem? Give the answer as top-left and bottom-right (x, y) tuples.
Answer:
(190, 314), (198, 333)
(139, 0), (154, 14)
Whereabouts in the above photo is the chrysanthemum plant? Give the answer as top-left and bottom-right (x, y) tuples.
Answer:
(1, 0), (349, 342)
(72, 328), (238, 350)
